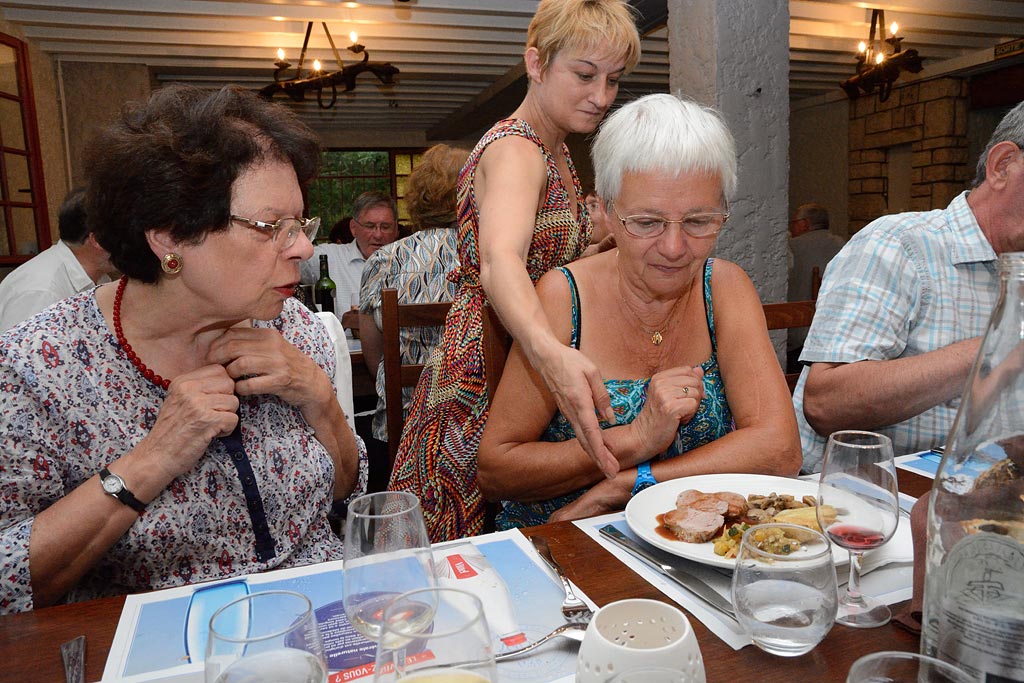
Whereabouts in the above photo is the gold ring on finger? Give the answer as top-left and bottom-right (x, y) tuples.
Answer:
(682, 386), (689, 396)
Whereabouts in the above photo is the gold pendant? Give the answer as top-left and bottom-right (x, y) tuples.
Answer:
(652, 331), (663, 346)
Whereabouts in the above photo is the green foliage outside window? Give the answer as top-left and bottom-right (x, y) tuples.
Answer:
(307, 150), (390, 240)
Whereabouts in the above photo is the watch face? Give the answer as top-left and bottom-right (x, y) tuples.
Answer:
(102, 475), (122, 494)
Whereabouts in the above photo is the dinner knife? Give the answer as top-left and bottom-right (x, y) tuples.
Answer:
(599, 525), (736, 618)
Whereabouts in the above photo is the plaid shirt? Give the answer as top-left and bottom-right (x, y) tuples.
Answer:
(793, 192), (998, 471)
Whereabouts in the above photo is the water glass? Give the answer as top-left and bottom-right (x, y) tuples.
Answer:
(731, 523), (838, 657)
(343, 492), (436, 642)
(373, 587), (497, 683)
(846, 651), (975, 682)
(576, 599), (705, 683)
(205, 590), (327, 683)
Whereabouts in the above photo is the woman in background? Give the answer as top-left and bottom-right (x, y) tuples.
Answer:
(391, 0), (641, 541)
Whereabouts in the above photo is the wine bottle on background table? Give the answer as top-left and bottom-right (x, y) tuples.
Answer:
(314, 254), (336, 314)
(922, 252), (1024, 681)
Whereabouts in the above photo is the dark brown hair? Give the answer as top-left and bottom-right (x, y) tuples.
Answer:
(84, 84), (321, 282)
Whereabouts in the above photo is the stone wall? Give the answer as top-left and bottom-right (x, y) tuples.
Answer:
(848, 77), (971, 234)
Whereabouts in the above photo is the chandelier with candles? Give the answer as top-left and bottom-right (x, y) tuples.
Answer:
(840, 9), (923, 103)
(258, 21), (399, 109)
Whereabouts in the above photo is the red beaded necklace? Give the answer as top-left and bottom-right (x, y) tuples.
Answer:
(112, 275), (171, 390)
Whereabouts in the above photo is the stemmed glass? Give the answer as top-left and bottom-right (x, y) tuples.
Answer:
(343, 492), (436, 643)
(374, 587), (497, 683)
(205, 590), (327, 683)
(816, 430), (900, 628)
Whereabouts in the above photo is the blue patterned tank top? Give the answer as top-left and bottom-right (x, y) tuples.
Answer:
(496, 258), (734, 530)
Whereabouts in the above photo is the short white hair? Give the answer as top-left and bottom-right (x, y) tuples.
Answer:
(592, 93), (737, 203)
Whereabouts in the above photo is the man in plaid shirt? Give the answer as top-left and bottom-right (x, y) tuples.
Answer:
(794, 100), (1024, 472)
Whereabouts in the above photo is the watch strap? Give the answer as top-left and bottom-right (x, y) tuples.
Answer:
(100, 466), (147, 514)
(631, 461), (657, 497)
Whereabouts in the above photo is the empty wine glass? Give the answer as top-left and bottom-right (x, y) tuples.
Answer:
(817, 430), (900, 628)
(343, 491), (436, 642)
(205, 590), (327, 683)
(374, 587), (497, 683)
(731, 523), (837, 656)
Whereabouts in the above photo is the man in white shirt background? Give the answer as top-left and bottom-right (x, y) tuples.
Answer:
(301, 190), (399, 332)
(0, 188), (115, 333)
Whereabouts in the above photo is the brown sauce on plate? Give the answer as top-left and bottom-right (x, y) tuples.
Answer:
(654, 513), (677, 540)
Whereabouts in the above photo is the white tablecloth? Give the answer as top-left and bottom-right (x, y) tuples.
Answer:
(316, 312), (356, 433)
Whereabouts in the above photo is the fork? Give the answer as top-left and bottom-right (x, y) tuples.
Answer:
(495, 622), (586, 661)
(529, 535), (593, 623)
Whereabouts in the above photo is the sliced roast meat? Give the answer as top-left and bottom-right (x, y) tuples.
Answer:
(710, 491), (749, 519)
(674, 489), (729, 515)
(662, 507), (725, 543)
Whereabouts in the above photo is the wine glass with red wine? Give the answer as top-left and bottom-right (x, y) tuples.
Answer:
(816, 430), (899, 628)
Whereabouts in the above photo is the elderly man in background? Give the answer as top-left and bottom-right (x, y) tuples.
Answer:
(786, 202), (845, 370)
(794, 100), (1024, 472)
(0, 188), (116, 332)
(301, 190), (398, 331)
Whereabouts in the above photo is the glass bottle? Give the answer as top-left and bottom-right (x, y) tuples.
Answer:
(314, 254), (336, 315)
(922, 252), (1024, 680)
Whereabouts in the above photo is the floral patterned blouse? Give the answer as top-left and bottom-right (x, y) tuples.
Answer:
(0, 291), (368, 613)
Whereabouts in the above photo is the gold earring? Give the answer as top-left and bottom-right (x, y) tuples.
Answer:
(161, 253), (183, 274)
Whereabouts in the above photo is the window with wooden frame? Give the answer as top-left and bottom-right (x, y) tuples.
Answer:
(306, 149), (425, 240)
(0, 32), (49, 267)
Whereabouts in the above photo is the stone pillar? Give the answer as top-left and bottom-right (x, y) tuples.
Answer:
(668, 0), (790, 304)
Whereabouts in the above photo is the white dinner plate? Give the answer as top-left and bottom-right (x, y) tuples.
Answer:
(624, 473), (849, 569)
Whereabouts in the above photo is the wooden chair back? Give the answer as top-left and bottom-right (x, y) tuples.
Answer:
(381, 288), (452, 467)
(762, 300), (816, 393)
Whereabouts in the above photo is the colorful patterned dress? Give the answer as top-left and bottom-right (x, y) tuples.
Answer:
(389, 118), (591, 541)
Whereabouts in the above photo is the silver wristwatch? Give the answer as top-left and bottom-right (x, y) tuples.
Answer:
(99, 467), (146, 514)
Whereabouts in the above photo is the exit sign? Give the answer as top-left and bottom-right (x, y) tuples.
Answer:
(995, 38), (1024, 59)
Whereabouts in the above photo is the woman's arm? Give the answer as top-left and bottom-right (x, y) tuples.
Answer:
(18, 364), (241, 609)
(358, 252), (387, 377)
(475, 137), (616, 476)
(478, 272), (702, 502)
(359, 312), (383, 376)
(548, 263), (802, 523)
(645, 261), (802, 481)
(207, 328), (361, 499)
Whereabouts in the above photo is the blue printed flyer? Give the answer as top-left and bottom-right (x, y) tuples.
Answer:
(102, 529), (588, 683)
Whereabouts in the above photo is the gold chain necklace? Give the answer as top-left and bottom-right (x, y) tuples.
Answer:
(617, 276), (686, 346)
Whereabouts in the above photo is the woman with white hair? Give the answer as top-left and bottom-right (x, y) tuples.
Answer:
(477, 93), (801, 527)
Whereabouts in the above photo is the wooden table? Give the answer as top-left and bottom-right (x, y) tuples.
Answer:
(0, 472), (933, 683)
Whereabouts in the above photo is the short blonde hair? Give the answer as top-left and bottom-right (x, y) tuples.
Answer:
(527, 0), (641, 74)
(406, 144), (468, 231)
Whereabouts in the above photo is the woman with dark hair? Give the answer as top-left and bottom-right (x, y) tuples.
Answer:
(0, 85), (367, 614)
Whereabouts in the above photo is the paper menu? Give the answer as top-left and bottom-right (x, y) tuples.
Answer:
(102, 529), (583, 683)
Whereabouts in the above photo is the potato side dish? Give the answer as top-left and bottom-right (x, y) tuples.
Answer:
(657, 489), (836, 558)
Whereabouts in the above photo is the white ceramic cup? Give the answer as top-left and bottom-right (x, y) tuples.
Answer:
(575, 599), (705, 683)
